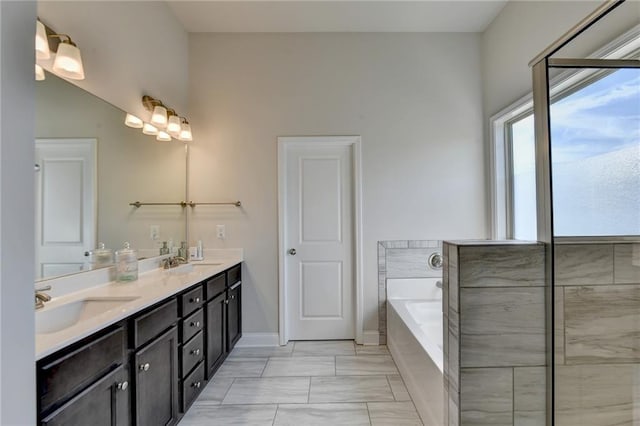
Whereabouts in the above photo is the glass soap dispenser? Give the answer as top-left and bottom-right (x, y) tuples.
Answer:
(115, 242), (138, 282)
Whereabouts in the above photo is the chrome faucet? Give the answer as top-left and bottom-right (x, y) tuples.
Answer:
(162, 256), (188, 269)
(35, 285), (52, 310)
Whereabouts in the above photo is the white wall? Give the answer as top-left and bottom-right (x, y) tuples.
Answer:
(188, 33), (487, 337)
(37, 1), (189, 120)
(0, 2), (36, 424)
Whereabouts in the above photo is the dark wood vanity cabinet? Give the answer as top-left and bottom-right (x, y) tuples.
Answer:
(36, 262), (242, 426)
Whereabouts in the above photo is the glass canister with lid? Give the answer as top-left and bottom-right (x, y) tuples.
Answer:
(115, 242), (138, 282)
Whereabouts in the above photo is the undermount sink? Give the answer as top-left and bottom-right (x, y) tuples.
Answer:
(36, 296), (139, 334)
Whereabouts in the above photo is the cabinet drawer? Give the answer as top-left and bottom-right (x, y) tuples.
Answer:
(182, 331), (204, 376)
(205, 273), (226, 300)
(182, 362), (205, 412)
(132, 298), (178, 348)
(181, 286), (203, 316)
(182, 308), (204, 343)
(227, 264), (241, 286)
(39, 326), (126, 414)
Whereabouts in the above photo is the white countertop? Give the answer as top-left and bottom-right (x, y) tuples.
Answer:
(36, 257), (241, 360)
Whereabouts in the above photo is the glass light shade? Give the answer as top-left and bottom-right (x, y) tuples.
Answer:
(166, 115), (181, 136)
(35, 64), (45, 81)
(150, 105), (168, 128)
(142, 123), (158, 135)
(156, 131), (172, 142)
(178, 122), (193, 142)
(124, 113), (144, 128)
(52, 41), (85, 80)
(36, 21), (50, 60)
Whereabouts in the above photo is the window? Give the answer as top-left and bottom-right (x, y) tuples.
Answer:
(491, 28), (640, 239)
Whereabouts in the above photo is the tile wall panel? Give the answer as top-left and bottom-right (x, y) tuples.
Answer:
(459, 245), (544, 288)
(554, 244), (613, 286)
(460, 368), (513, 426)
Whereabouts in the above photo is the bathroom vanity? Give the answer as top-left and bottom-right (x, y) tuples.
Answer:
(35, 260), (242, 426)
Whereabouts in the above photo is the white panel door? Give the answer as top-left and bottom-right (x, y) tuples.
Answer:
(35, 139), (96, 279)
(285, 143), (354, 340)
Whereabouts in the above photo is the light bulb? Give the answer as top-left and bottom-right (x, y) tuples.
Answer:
(142, 123), (158, 135)
(156, 131), (172, 142)
(124, 113), (143, 128)
(178, 121), (193, 142)
(35, 64), (45, 81)
(167, 115), (181, 136)
(36, 20), (50, 60)
(150, 105), (168, 128)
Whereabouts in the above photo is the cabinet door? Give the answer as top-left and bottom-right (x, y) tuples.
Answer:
(206, 292), (226, 379)
(41, 365), (130, 426)
(227, 283), (242, 350)
(134, 327), (178, 426)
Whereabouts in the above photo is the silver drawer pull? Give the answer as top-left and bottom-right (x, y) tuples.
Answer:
(190, 321), (201, 328)
(190, 297), (201, 303)
(191, 381), (201, 388)
(191, 348), (201, 356)
(139, 363), (150, 371)
(117, 381), (129, 391)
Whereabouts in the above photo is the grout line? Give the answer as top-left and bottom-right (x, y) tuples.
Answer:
(385, 375), (395, 401)
(272, 404), (279, 426)
(366, 402), (373, 425)
(306, 376), (311, 404)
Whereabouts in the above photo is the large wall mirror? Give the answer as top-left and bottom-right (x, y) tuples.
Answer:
(35, 72), (187, 281)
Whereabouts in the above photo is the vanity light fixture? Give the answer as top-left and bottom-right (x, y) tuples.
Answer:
(124, 113), (144, 129)
(166, 111), (182, 136)
(178, 119), (193, 142)
(156, 131), (172, 142)
(35, 20), (50, 60)
(35, 64), (45, 81)
(50, 34), (85, 80)
(142, 123), (159, 136)
(150, 103), (168, 128)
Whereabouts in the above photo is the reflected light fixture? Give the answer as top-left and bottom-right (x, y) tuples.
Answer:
(156, 131), (172, 142)
(35, 20), (50, 60)
(178, 119), (193, 142)
(35, 64), (45, 81)
(124, 113), (144, 129)
(50, 34), (85, 80)
(142, 123), (158, 135)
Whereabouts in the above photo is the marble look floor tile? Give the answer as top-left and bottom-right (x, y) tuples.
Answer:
(459, 244), (544, 287)
(614, 243), (640, 284)
(336, 355), (399, 375)
(262, 356), (335, 377)
(213, 357), (268, 378)
(460, 368), (513, 426)
(222, 377), (310, 404)
(179, 404), (277, 426)
(309, 376), (395, 403)
(274, 403), (370, 425)
(565, 285), (640, 363)
(293, 340), (355, 356)
(555, 244), (613, 286)
(367, 401), (423, 425)
(355, 345), (390, 355)
(229, 343), (294, 358)
(192, 377), (234, 405)
(387, 375), (411, 401)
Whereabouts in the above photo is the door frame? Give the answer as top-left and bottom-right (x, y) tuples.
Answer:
(277, 136), (363, 346)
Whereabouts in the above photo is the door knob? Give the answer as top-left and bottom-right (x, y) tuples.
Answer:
(288, 248), (296, 256)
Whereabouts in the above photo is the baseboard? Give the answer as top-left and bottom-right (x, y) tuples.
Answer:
(362, 330), (380, 345)
(235, 332), (280, 347)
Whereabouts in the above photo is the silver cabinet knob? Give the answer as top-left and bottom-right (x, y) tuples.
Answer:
(190, 297), (201, 303)
(288, 248), (296, 256)
(191, 381), (201, 389)
(191, 348), (201, 356)
(139, 363), (150, 371)
(117, 381), (129, 391)
(190, 321), (201, 328)
(225, 299), (229, 305)
(231, 295), (235, 300)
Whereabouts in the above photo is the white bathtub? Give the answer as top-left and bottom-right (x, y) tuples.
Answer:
(387, 278), (444, 425)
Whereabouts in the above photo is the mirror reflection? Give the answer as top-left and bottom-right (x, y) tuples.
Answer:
(35, 72), (187, 280)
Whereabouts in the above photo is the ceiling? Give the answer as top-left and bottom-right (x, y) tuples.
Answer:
(166, 1), (508, 33)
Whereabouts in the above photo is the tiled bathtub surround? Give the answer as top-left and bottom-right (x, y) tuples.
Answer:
(555, 242), (640, 426)
(378, 240), (442, 344)
(443, 240), (546, 426)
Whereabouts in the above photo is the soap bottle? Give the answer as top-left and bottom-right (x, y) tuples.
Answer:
(159, 241), (170, 255)
(91, 242), (114, 268)
(115, 242), (138, 282)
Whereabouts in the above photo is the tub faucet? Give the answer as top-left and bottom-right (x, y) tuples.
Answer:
(35, 285), (52, 310)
